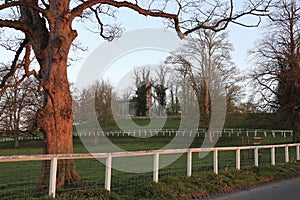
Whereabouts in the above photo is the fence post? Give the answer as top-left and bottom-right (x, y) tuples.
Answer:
(153, 153), (159, 183)
(105, 155), (112, 191)
(214, 150), (218, 174)
(49, 157), (58, 198)
(285, 146), (289, 163)
(254, 148), (259, 167)
(187, 151), (192, 177)
(297, 145), (300, 161)
(236, 149), (240, 170)
(271, 147), (275, 165)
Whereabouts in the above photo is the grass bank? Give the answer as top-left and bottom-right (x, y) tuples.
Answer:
(0, 133), (294, 199)
(26, 162), (300, 200)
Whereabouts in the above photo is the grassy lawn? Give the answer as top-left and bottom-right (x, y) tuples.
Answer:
(75, 112), (293, 132)
(0, 114), (295, 199)
(0, 131), (296, 199)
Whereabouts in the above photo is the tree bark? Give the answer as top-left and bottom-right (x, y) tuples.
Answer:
(292, 108), (300, 142)
(35, 42), (81, 190)
(204, 81), (213, 143)
(14, 134), (20, 148)
(25, 4), (82, 190)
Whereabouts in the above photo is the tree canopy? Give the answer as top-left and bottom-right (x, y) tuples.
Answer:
(250, 0), (300, 141)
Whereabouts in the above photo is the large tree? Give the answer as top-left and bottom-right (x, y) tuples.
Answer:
(250, 0), (300, 141)
(166, 30), (238, 142)
(168, 76), (180, 116)
(153, 65), (168, 116)
(77, 80), (114, 127)
(0, 0), (271, 190)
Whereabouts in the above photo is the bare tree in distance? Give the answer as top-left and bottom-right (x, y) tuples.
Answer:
(77, 80), (115, 130)
(250, 0), (300, 141)
(168, 75), (181, 116)
(166, 29), (238, 143)
(0, 65), (42, 148)
(0, 0), (271, 190)
(166, 31), (236, 105)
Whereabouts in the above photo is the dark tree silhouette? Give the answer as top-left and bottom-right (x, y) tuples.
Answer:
(250, 0), (300, 141)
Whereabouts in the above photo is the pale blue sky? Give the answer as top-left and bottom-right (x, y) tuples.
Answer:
(0, 7), (265, 87)
(69, 8), (265, 85)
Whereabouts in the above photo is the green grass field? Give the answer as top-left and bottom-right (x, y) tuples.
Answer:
(76, 112), (293, 132)
(0, 114), (295, 199)
(0, 131), (295, 199)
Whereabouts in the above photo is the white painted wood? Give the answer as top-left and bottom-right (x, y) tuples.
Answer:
(187, 151), (192, 177)
(214, 150), (218, 174)
(49, 157), (58, 198)
(153, 153), (159, 183)
(285, 146), (289, 163)
(236, 149), (240, 170)
(254, 148), (259, 167)
(271, 147), (275, 166)
(2, 143), (300, 163)
(105, 155), (112, 191)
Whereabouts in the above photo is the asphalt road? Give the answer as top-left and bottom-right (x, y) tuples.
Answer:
(207, 177), (300, 200)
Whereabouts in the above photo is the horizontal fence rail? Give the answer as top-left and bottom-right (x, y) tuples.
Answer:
(0, 129), (293, 143)
(73, 129), (293, 138)
(0, 143), (300, 198)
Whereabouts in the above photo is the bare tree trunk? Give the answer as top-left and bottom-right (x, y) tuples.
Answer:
(292, 109), (300, 142)
(35, 57), (80, 191)
(204, 81), (213, 143)
(14, 134), (20, 148)
(204, 81), (210, 114)
(29, 16), (81, 189)
(34, 66), (80, 191)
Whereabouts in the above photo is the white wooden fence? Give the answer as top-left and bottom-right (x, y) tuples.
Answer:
(0, 143), (299, 198)
(0, 129), (293, 143)
(73, 129), (293, 138)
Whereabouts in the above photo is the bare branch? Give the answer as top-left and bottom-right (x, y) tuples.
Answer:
(71, 0), (271, 39)
(70, 0), (182, 37)
(23, 42), (37, 77)
(0, 38), (28, 89)
(0, 19), (31, 33)
(0, 74), (26, 96)
(0, 1), (47, 16)
(89, 6), (121, 41)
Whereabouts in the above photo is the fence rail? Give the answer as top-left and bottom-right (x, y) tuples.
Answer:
(0, 129), (293, 143)
(0, 143), (299, 198)
(73, 129), (293, 138)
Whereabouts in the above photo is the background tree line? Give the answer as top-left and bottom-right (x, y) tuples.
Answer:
(76, 29), (242, 129)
